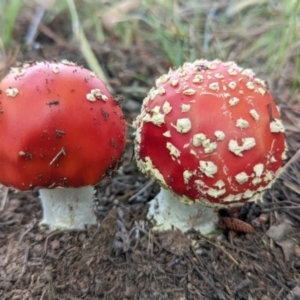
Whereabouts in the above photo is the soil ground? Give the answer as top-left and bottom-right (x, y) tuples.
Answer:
(1, 10), (300, 300)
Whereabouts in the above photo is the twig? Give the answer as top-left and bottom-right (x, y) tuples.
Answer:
(279, 148), (300, 177)
(267, 200), (300, 205)
(39, 289), (47, 300)
(49, 147), (66, 165)
(13, 243), (32, 288)
(283, 285), (300, 300)
(283, 181), (300, 195)
(0, 186), (9, 212)
(115, 188), (142, 201)
(18, 221), (36, 245)
(136, 225), (187, 256)
(203, 237), (240, 267)
(221, 241), (260, 260)
(187, 252), (227, 300)
(166, 256), (183, 269)
(281, 190), (300, 204)
(128, 179), (155, 202)
(269, 191), (300, 222)
(282, 209), (300, 223)
(269, 191), (277, 248)
(43, 230), (63, 255)
(275, 288), (285, 300)
(20, 245), (30, 277)
(266, 273), (291, 293)
(190, 246), (204, 267)
(43, 229), (80, 255)
(262, 206), (300, 212)
(0, 220), (17, 227)
(38, 23), (75, 50)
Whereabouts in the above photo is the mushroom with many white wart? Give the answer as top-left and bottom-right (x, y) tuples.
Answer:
(133, 59), (285, 234)
(0, 61), (126, 230)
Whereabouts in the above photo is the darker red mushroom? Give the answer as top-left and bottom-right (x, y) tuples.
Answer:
(0, 60), (126, 230)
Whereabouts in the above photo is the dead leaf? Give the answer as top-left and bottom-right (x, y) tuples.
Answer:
(266, 218), (295, 242)
(283, 285), (300, 300)
(266, 217), (296, 261)
(276, 239), (295, 261)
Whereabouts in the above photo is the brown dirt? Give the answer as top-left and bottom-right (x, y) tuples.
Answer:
(1, 10), (300, 300)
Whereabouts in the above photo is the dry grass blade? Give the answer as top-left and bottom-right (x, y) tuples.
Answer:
(0, 0), (22, 48)
(202, 237), (240, 267)
(0, 39), (20, 79)
(24, 5), (45, 46)
(226, 0), (268, 17)
(66, 0), (111, 89)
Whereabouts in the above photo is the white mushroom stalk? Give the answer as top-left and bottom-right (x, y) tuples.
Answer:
(134, 59), (286, 234)
(148, 188), (218, 234)
(39, 187), (96, 230)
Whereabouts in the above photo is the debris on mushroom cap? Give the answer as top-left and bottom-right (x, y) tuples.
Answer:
(0, 61), (127, 191)
(133, 59), (286, 207)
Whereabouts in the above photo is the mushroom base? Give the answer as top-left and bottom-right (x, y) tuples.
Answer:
(147, 188), (219, 234)
(39, 186), (97, 230)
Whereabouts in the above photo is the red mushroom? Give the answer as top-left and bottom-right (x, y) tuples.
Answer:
(133, 59), (285, 233)
(0, 60), (126, 230)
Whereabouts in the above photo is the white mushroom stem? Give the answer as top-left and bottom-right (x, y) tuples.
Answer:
(39, 186), (97, 230)
(147, 188), (219, 234)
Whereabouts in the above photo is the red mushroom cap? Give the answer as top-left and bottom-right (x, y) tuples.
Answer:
(0, 61), (126, 191)
(134, 59), (286, 207)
